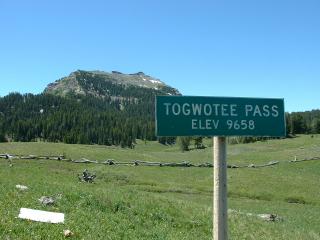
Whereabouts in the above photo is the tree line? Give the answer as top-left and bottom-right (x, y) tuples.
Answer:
(0, 91), (319, 148)
(0, 92), (156, 147)
(286, 111), (320, 135)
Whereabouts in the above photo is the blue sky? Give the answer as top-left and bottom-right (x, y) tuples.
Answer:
(0, 0), (319, 112)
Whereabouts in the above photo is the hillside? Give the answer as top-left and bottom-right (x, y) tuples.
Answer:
(0, 70), (180, 147)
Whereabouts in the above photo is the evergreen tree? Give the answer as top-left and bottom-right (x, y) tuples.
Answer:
(291, 114), (308, 134)
(177, 137), (191, 152)
(194, 137), (204, 149)
(312, 119), (320, 134)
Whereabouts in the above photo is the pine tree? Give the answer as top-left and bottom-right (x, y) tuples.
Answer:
(177, 137), (191, 152)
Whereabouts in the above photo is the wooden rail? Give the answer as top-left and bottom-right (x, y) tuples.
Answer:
(1, 154), (319, 168)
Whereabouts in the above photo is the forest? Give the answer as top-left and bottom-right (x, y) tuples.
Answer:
(0, 91), (156, 147)
(0, 90), (319, 148)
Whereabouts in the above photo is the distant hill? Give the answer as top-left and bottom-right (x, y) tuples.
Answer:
(44, 70), (180, 98)
(0, 70), (180, 147)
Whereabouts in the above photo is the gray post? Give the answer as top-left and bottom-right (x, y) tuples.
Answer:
(213, 137), (228, 240)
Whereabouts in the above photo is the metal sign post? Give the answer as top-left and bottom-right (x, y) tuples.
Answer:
(213, 137), (227, 240)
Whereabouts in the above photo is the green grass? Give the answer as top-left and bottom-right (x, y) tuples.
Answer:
(1, 135), (320, 239)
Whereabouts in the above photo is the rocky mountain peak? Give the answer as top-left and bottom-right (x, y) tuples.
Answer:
(44, 70), (180, 98)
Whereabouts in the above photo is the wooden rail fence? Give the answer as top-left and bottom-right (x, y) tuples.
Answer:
(1, 153), (320, 168)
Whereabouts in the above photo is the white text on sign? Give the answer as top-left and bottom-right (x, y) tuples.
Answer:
(163, 103), (279, 118)
(191, 119), (255, 130)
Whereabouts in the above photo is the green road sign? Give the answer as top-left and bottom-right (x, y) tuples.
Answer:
(155, 96), (285, 137)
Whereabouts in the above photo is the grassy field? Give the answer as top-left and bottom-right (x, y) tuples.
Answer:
(1, 135), (320, 239)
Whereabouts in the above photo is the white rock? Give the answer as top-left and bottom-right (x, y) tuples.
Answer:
(64, 229), (74, 237)
(38, 196), (55, 205)
(16, 185), (28, 191)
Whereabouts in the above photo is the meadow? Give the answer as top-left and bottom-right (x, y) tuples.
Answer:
(1, 135), (320, 239)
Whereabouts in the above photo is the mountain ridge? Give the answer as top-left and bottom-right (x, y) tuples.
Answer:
(0, 70), (181, 147)
(44, 70), (180, 98)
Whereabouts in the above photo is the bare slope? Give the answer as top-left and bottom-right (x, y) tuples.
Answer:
(44, 70), (180, 98)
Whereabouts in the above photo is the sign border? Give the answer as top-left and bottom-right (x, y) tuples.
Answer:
(155, 95), (286, 137)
